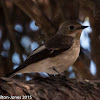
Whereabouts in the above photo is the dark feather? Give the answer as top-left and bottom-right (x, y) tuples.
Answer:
(45, 34), (73, 50)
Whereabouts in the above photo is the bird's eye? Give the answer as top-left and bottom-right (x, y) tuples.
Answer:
(69, 26), (74, 30)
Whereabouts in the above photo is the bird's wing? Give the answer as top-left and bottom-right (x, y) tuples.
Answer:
(27, 34), (73, 57)
(45, 34), (74, 50)
(6, 34), (73, 77)
(26, 45), (46, 59)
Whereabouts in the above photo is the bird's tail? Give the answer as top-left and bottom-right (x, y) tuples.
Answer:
(5, 71), (16, 78)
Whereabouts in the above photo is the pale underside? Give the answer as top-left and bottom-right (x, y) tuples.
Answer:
(13, 39), (80, 76)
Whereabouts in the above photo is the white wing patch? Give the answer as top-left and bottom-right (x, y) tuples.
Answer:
(26, 45), (46, 59)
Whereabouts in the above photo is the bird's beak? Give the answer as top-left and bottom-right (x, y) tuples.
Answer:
(77, 26), (88, 30)
(81, 26), (89, 29)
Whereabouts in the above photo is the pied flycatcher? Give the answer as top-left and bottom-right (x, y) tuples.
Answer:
(6, 20), (88, 78)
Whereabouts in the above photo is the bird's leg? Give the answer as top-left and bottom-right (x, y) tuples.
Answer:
(48, 74), (55, 79)
(47, 66), (60, 78)
(52, 66), (60, 74)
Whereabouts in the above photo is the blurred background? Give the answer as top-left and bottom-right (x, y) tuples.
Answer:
(0, 0), (100, 80)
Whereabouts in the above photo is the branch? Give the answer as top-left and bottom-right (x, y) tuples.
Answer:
(0, 77), (100, 100)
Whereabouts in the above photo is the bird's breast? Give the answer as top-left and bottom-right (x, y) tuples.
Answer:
(48, 40), (80, 73)
(17, 40), (80, 75)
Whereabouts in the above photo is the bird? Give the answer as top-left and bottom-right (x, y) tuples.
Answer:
(6, 20), (88, 78)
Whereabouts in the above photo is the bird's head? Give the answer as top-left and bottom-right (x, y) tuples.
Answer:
(57, 20), (88, 39)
